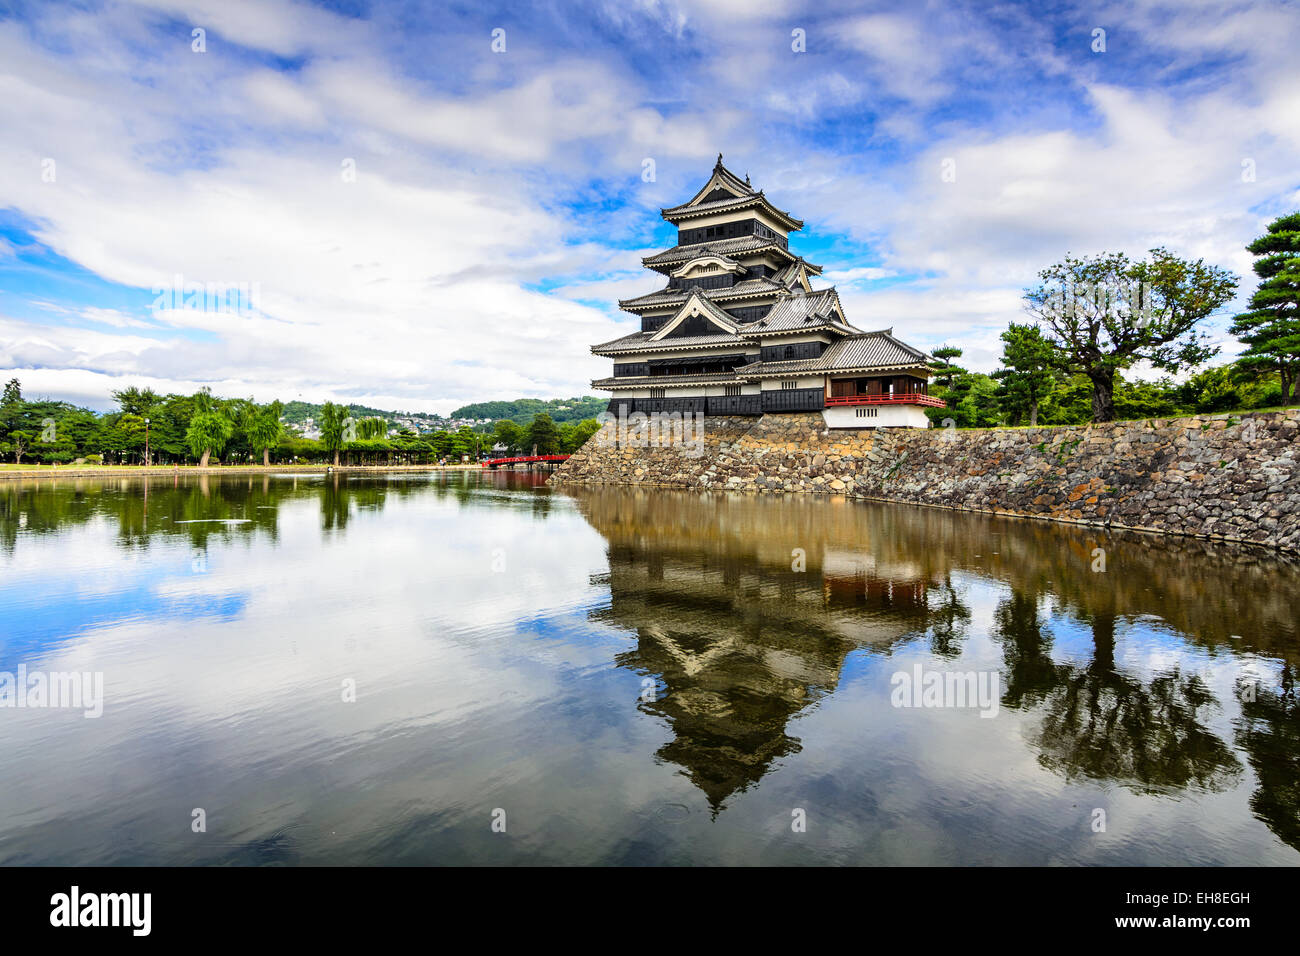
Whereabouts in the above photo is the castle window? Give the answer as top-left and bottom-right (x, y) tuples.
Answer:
(780, 379), (798, 390)
(648, 388), (665, 398)
(724, 385), (742, 396)
(784, 345), (795, 359)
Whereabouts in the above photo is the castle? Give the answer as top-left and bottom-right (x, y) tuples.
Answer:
(590, 155), (939, 428)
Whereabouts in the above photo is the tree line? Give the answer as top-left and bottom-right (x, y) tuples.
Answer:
(0, 383), (601, 466)
(925, 212), (1300, 426)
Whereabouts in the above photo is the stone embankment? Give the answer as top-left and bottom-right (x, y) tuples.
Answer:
(550, 409), (1300, 552)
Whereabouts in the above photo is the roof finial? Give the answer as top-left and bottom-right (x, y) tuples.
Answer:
(745, 172), (750, 186)
(716, 152), (723, 167)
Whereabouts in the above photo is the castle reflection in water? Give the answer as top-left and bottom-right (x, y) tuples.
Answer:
(569, 486), (1300, 846)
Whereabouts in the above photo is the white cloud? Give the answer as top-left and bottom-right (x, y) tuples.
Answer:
(0, 0), (1296, 400)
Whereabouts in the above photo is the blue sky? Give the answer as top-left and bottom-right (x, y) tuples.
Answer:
(0, 0), (1297, 413)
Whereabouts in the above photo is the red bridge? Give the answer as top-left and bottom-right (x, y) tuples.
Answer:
(482, 454), (571, 469)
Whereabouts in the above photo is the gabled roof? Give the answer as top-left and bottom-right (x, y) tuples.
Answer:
(642, 235), (792, 270)
(749, 288), (861, 335)
(669, 253), (746, 278)
(618, 274), (794, 312)
(590, 329), (749, 355)
(738, 331), (933, 376)
(649, 290), (739, 340)
(661, 155), (804, 230)
(667, 155), (755, 209)
(772, 257), (822, 287)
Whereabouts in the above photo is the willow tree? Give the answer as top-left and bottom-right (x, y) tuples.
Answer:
(1230, 212), (1300, 403)
(185, 388), (233, 467)
(247, 400), (284, 467)
(1024, 249), (1236, 422)
(355, 417), (387, 440)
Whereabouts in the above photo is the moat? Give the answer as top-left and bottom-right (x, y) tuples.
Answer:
(1, 471), (1297, 864)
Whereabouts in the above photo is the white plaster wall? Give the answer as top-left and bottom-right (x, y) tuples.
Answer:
(822, 404), (931, 429)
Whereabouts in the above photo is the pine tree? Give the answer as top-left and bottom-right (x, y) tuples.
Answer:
(993, 323), (1055, 426)
(1230, 212), (1300, 403)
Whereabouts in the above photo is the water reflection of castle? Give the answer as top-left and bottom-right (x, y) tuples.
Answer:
(580, 489), (942, 810)
(569, 487), (1300, 848)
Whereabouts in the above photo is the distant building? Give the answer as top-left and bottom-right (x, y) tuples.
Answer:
(591, 155), (939, 428)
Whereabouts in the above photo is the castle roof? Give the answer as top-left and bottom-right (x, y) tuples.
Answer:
(660, 155), (804, 230)
(739, 330), (933, 376)
(592, 287), (862, 355)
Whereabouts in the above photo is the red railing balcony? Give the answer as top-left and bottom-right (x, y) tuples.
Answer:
(825, 393), (946, 408)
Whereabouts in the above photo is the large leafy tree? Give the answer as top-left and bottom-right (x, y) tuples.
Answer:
(492, 419), (523, 454)
(993, 323), (1055, 426)
(319, 401), (346, 466)
(185, 388), (233, 467)
(561, 418), (601, 453)
(525, 413), (561, 455)
(6, 430), (34, 465)
(246, 401), (285, 466)
(104, 413), (147, 463)
(1024, 249), (1236, 422)
(1230, 212), (1300, 403)
(111, 386), (161, 418)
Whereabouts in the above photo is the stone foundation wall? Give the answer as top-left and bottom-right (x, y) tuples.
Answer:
(550, 409), (1300, 552)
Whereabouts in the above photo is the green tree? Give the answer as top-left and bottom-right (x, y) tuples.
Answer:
(1230, 212), (1300, 403)
(355, 416), (387, 440)
(562, 418), (601, 452)
(185, 388), (233, 467)
(319, 401), (346, 467)
(993, 323), (1055, 426)
(0, 378), (23, 461)
(930, 346), (965, 390)
(1025, 249), (1236, 422)
(492, 419), (523, 454)
(7, 429), (34, 465)
(525, 413), (561, 455)
(111, 386), (161, 418)
(452, 426), (484, 460)
(247, 401), (285, 466)
(103, 412), (147, 463)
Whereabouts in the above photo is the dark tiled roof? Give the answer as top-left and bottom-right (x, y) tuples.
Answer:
(593, 372), (747, 388)
(740, 332), (932, 375)
(660, 158), (804, 229)
(748, 289), (860, 334)
(662, 194), (756, 216)
(662, 193), (803, 229)
(643, 236), (785, 267)
(591, 330), (747, 353)
(667, 159), (755, 207)
(618, 275), (787, 311)
(679, 290), (741, 331)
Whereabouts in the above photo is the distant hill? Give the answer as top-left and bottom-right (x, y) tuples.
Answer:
(450, 397), (608, 425)
(280, 400), (402, 426)
(278, 396), (607, 429)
